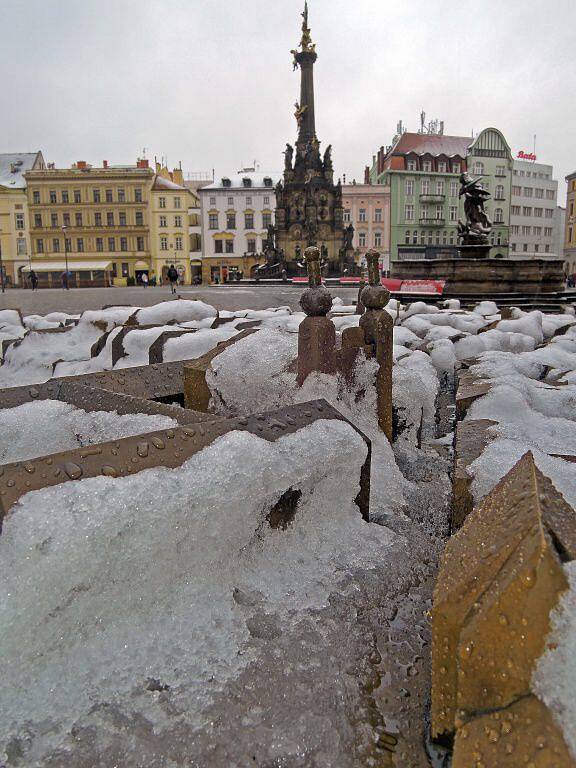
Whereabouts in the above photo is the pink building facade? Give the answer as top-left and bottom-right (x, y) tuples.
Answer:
(342, 183), (391, 272)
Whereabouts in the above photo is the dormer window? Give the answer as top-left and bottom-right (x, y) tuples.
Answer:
(222, 177), (231, 187)
(242, 177), (252, 188)
(263, 177), (273, 187)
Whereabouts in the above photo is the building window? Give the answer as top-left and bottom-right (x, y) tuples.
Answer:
(374, 208), (382, 222)
(74, 190), (81, 203)
(93, 189), (101, 203)
(421, 179), (430, 195)
(374, 231), (382, 247)
(264, 195), (270, 205)
(104, 189), (112, 203)
(33, 190), (40, 204)
(535, 188), (544, 199)
(343, 209), (351, 223)
(494, 208), (503, 224)
(77, 238), (84, 252)
(246, 196), (252, 206)
(210, 196), (216, 206)
(359, 232), (366, 247)
(64, 237), (71, 252)
(135, 188), (142, 202)
(75, 212), (82, 226)
(247, 238), (256, 253)
(159, 197), (166, 208)
(120, 237), (128, 252)
(544, 227), (553, 236)
(404, 204), (414, 221)
(534, 226), (542, 235)
(422, 160), (432, 172)
(174, 215), (182, 227)
(534, 208), (543, 218)
(494, 185), (504, 200)
(209, 213), (218, 229)
(96, 237), (103, 252)
(412, 230), (418, 244)
(472, 162), (484, 175)
(512, 185), (522, 196)
(51, 213), (58, 228)
(524, 187), (533, 197)
(227, 213), (236, 229)
(137, 236), (144, 251)
(159, 215), (167, 227)
(34, 213), (42, 227)
(120, 262), (128, 277)
(175, 236), (183, 251)
(405, 231), (410, 244)
(435, 205), (443, 220)
(36, 238), (44, 253)
(427, 231), (433, 245)
(215, 240), (223, 254)
(63, 212), (70, 226)
(450, 181), (458, 197)
(546, 189), (555, 200)
(225, 239), (234, 253)
(160, 236), (168, 250)
(61, 190), (69, 203)
(452, 163), (461, 174)
(511, 206), (521, 216)
(523, 207), (532, 217)
(449, 206), (458, 222)
(405, 179), (414, 195)
(545, 209), (554, 219)
(511, 243), (516, 252)
(421, 205), (429, 220)
(262, 212), (272, 228)
(436, 180), (445, 195)
(94, 212), (102, 226)
(420, 230), (426, 245)
(245, 212), (254, 229)
(106, 212), (114, 226)
(359, 208), (367, 222)
(134, 211), (143, 226)
(522, 225), (531, 236)
(495, 166), (506, 177)
(174, 197), (181, 209)
(534, 244), (540, 253)
(52, 238), (60, 252)
(523, 243), (528, 252)
(406, 160), (416, 171)
(438, 161), (447, 173)
(108, 237), (116, 251)
(119, 212), (127, 227)
(442, 231), (448, 245)
(17, 238), (26, 255)
(49, 190), (57, 204)
(118, 189), (126, 202)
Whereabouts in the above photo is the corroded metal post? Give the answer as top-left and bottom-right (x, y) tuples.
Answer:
(359, 250), (393, 440)
(297, 246), (336, 385)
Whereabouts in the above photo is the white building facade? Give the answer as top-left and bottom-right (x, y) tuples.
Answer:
(509, 158), (559, 256)
(198, 170), (279, 283)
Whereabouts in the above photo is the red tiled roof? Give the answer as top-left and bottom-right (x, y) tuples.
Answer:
(391, 133), (471, 158)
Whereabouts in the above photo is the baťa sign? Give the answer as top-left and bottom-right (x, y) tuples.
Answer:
(517, 150), (537, 162)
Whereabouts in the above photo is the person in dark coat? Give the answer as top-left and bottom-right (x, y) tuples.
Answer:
(29, 270), (38, 290)
(167, 265), (179, 294)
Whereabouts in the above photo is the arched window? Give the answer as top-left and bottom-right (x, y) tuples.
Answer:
(427, 231), (433, 245)
(435, 230), (440, 245)
(449, 231), (455, 245)
(405, 230), (411, 244)
(412, 230), (418, 244)
(497, 232), (502, 245)
(420, 230), (426, 245)
(495, 184), (505, 200)
(473, 161), (484, 175)
(494, 208), (503, 224)
(442, 231), (447, 245)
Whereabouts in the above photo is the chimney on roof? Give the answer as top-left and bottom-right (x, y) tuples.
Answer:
(137, 158), (149, 169)
(103, 160), (108, 168)
(364, 166), (370, 184)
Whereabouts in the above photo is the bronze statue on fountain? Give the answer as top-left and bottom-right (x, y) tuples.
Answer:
(457, 172), (492, 258)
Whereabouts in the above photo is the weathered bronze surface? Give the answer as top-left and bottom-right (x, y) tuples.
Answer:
(432, 452), (575, 739)
(452, 418), (497, 530)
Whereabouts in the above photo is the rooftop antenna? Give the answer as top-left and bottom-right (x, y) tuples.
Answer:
(533, 134), (537, 160)
(420, 110), (425, 133)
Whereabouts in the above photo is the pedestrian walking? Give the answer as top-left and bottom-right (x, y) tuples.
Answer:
(61, 271), (69, 290)
(29, 270), (38, 291)
(141, 272), (149, 288)
(167, 264), (179, 294)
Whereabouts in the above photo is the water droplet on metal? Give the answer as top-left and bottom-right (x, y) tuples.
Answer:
(137, 441), (150, 458)
(64, 462), (83, 480)
(151, 437), (165, 450)
(29, 387), (39, 399)
(101, 465), (117, 477)
(23, 463), (35, 474)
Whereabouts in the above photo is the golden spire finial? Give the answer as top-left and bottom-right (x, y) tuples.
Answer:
(300, 1), (315, 52)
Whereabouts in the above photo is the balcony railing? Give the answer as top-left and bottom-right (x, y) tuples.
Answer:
(420, 194), (445, 203)
(420, 217), (446, 226)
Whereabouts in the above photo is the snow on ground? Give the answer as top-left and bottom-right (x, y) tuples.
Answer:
(0, 400), (177, 464)
(533, 560), (576, 760)
(0, 419), (406, 765)
(133, 299), (217, 325)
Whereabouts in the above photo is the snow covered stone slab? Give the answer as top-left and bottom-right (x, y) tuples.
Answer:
(131, 298), (217, 326)
(0, 416), (377, 766)
(0, 400), (370, 524)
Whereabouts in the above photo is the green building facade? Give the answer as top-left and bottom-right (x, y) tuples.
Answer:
(368, 127), (513, 263)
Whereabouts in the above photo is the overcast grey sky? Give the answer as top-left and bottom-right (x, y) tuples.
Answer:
(2, 0), (575, 197)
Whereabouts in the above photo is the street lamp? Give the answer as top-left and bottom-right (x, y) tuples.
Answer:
(0, 229), (5, 293)
(62, 225), (70, 289)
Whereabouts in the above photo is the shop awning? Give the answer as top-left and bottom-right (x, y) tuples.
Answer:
(134, 261), (149, 269)
(22, 260), (113, 272)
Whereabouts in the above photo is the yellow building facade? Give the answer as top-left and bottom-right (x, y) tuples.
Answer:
(0, 152), (45, 286)
(24, 159), (154, 287)
(150, 163), (200, 285)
